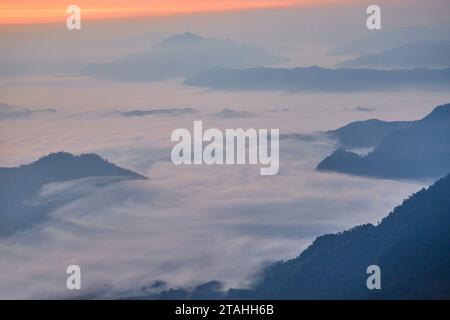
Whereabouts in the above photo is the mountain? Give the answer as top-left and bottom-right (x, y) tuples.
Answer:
(317, 104), (450, 179)
(137, 173), (450, 300)
(212, 108), (254, 119)
(159, 32), (209, 46)
(338, 41), (450, 69)
(0, 152), (145, 236)
(235, 173), (450, 299)
(327, 119), (415, 148)
(328, 25), (450, 56)
(87, 32), (286, 82)
(119, 108), (195, 118)
(184, 66), (450, 92)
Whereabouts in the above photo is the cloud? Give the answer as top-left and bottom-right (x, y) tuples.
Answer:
(0, 136), (424, 299)
(0, 76), (442, 299)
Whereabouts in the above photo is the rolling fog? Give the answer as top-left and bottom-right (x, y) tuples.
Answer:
(0, 0), (449, 298)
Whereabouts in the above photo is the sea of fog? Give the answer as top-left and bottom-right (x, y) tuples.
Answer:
(0, 76), (445, 298)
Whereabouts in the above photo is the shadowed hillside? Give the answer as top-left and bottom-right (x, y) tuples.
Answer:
(135, 174), (450, 300)
(237, 173), (450, 299)
(318, 104), (450, 179)
(0, 152), (145, 236)
(327, 119), (415, 148)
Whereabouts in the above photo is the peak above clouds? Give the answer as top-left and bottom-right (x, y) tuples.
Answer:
(86, 31), (287, 82)
(0, 152), (144, 237)
(160, 32), (210, 46)
(327, 118), (414, 148)
(317, 103), (450, 180)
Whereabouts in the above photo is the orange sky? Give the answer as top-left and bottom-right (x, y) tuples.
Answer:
(0, 0), (347, 24)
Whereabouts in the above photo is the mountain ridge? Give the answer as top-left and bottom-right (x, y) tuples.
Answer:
(0, 152), (145, 236)
(317, 103), (450, 179)
(338, 41), (450, 69)
(247, 173), (450, 299)
(142, 173), (450, 300)
(184, 66), (450, 92)
(327, 118), (415, 148)
(87, 32), (285, 82)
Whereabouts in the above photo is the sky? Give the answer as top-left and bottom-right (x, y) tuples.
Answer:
(0, 0), (350, 24)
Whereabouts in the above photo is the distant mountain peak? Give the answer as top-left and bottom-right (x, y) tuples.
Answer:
(34, 151), (98, 164)
(27, 152), (146, 179)
(423, 103), (450, 121)
(317, 103), (450, 179)
(160, 32), (209, 45)
(0, 152), (145, 236)
(88, 32), (285, 82)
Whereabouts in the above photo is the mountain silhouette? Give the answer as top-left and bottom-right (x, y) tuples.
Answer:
(0, 152), (145, 236)
(327, 119), (415, 148)
(184, 66), (450, 92)
(338, 41), (450, 69)
(317, 104), (450, 179)
(232, 173), (450, 299)
(160, 32), (209, 46)
(87, 32), (285, 82)
(328, 25), (450, 56)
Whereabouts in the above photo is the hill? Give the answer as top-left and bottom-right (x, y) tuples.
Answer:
(145, 173), (450, 300)
(87, 32), (285, 82)
(0, 152), (145, 236)
(184, 66), (450, 92)
(328, 25), (450, 56)
(338, 41), (450, 69)
(317, 104), (450, 179)
(239, 173), (450, 299)
(327, 118), (415, 148)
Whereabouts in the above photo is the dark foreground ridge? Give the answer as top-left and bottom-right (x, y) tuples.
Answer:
(240, 174), (450, 299)
(132, 173), (450, 300)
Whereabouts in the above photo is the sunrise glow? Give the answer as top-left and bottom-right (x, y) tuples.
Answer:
(0, 0), (348, 24)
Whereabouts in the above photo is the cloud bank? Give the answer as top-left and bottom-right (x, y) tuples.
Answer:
(0, 137), (423, 299)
